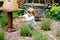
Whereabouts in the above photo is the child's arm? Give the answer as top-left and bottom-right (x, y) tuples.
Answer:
(18, 14), (26, 18)
(18, 16), (24, 20)
(22, 16), (34, 22)
(22, 19), (33, 22)
(18, 16), (24, 18)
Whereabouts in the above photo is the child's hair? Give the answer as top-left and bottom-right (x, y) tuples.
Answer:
(27, 7), (36, 16)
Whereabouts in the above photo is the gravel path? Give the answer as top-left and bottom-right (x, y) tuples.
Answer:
(6, 17), (32, 40)
(5, 17), (59, 40)
(47, 21), (58, 40)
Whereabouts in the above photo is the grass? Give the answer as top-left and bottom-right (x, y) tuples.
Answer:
(56, 26), (60, 40)
(0, 29), (5, 40)
(20, 24), (32, 37)
(40, 20), (51, 31)
(0, 14), (8, 27)
(32, 30), (48, 40)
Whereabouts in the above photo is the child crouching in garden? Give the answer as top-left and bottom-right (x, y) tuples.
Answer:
(19, 7), (37, 29)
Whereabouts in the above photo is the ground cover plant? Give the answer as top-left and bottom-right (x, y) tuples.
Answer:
(20, 24), (32, 36)
(40, 20), (51, 31)
(0, 14), (8, 27)
(0, 29), (5, 40)
(56, 26), (60, 40)
(32, 30), (48, 40)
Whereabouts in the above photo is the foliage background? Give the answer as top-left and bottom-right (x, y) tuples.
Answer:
(46, 3), (60, 20)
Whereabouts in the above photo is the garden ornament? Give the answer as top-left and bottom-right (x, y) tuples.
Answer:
(2, 0), (19, 12)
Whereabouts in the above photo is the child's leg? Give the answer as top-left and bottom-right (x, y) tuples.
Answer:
(27, 22), (37, 29)
(31, 25), (37, 29)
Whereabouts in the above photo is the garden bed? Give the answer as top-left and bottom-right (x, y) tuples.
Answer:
(3, 17), (59, 40)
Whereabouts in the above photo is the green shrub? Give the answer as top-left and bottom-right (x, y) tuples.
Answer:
(0, 29), (5, 40)
(41, 20), (51, 30)
(56, 26), (60, 40)
(0, 14), (8, 27)
(42, 34), (48, 40)
(18, 4), (25, 16)
(46, 3), (60, 20)
(20, 25), (32, 36)
(12, 12), (19, 18)
(32, 30), (48, 40)
(32, 30), (42, 40)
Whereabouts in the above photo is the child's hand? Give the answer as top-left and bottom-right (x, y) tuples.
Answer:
(18, 16), (21, 18)
(22, 19), (26, 22)
(18, 16), (24, 18)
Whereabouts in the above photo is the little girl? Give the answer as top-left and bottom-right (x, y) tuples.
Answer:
(19, 7), (37, 29)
